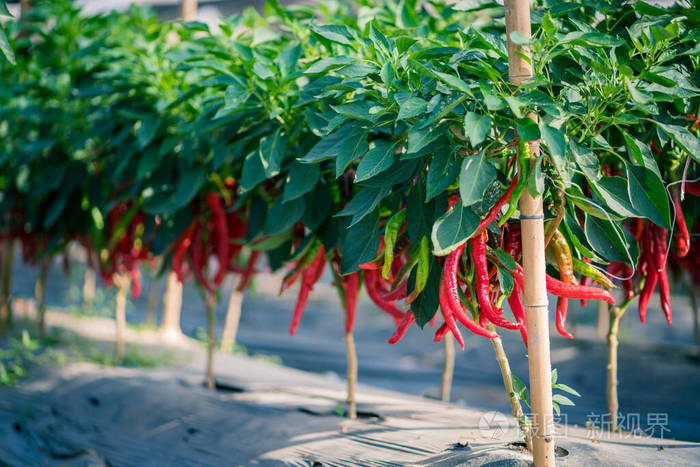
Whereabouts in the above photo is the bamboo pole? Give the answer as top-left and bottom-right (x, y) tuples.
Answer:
(505, 1), (555, 464)
(36, 256), (50, 338)
(114, 273), (130, 365)
(596, 300), (608, 339)
(220, 280), (243, 352)
(440, 333), (454, 402)
(605, 303), (620, 432)
(160, 271), (183, 340)
(345, 331), (358, 419)
(145, 277), (161, 327)
(205, 291), (216, 390)
(0, 240), (15, 336)
(181, 0), (197, 22)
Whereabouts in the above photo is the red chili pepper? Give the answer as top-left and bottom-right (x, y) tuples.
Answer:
(237, 251), (261, 292)
(471, 232), (519, 330)
(342, 272), (359, 333)
(131, 267), (141, 299)
(685, 182), (700, 197)
(173, 223), (195, 283)
(190, 222), (213, 292)
(555, 298), (573, 339)
(289, 246), (326, 336)
(671, 189), (690, 258)
(359, 237), (385, 270)
(474, 173), (519, 236)
(433, 322), (450, 342)
(440, 244), (497, 344)
(512, 264), (615, 304)
(388, 311), (415, 344)
(364, 269), (405, 324)
(206, 192), (229, 287)
(508, 281), (528, 347)
(652, 225), (672, 325)
(638, 228), (657, 323)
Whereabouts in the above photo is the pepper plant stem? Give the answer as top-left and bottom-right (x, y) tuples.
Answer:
(345, 331), (357, 419)
(440, 333), (455, 402)
(605, 296), (634, 431)
(36, 256), (49, 338)
(160, 271), (183, 341)
(82, 259), (96, 314)
(220, 277), (244, 353)
(0, 239), (14, 336)
(114, 272), (130, 365)
(205, 291), (216, 390)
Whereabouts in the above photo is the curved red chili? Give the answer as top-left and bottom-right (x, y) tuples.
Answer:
(388, 311), (415, 344)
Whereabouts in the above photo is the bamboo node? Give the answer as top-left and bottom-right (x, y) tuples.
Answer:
(520, 214), (544, 220)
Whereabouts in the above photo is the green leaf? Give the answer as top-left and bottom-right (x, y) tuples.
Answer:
(540, 123), (566, 165)
(431, 204), (480, 256)
(224, 82), (250, 108)
(426, 150), (459, 202)
(459, 152), (496, 207)
(463, 112), (491, 147)
(407, 121), (445, 155)
(516, 117), (540, 141)
(355, 140), (398, 182)
(305, 56), (355, 74)
(510, 31), (533, 45)
(623, 134), (661, 178)
(277, 43), (301, 77)
(301, 123), (368, 177)
(340, 210), (381, 274)
(369, 22), (393, 58)
(398, 97), (428, 121)
(258, 128), (286, 177)
(410, 256), (441, 327)
(283, 162), (320, 202)
(264, 197), (306, 235)
(310, 24), (353, 46)
(241, 151), (266, 191)
(553, 383), (581, 397)
(136, 117), (161, 150)
(552, 394), (575, 406)
(331, 100), (378, 121)
(335, 187), (388, 226)
(584, 215), (636, 264)
(497, 265), (514, 295)
(511, 374), (529, 407)
(494, 249), (517, 270)
(433, 71), (473, 95)
(0, 27), (14, 64)
(654, 120), (700, 163)
(253, 61), (275, 80)
(626, 164), (671, 229)
(0, 2), (11, 16)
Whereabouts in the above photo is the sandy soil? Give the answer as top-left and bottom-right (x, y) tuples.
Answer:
(1, 311), (699, 466)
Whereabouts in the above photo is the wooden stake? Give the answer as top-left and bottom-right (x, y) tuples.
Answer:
(344, 331), (357, 419)
(114, 273), (130, 365)
(596, 300), (608, 339)
(220, 279), (243, 353)
(605, 303), (620, 432)
(160, 271), (183, 340)
(205, 291), (216, 390)
(440, 333), (454, 402)
(181, 0), (197, 22)
(0, 240), (15, 336)
(505, 1), (555, 464)
(36, 257), (50, 338)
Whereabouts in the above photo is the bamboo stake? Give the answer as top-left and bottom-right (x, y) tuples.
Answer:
(505, 1), (555, 464)
(36, 256), (50, 338)
(345, 331), (358, 419)
(145, 277), (161, 327)
(181, 0), (197, 22)
(0, 240), (15, 336)
(440, 333), (454, 402)
(114, 273), (130, 365)
(220, 279), (243, 352)
(160, 271), (184, 340)
(596, 300), (608, 339)
(205, 291), (216, 390)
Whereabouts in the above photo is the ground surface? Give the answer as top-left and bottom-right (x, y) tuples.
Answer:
(1, 311), (699, 466)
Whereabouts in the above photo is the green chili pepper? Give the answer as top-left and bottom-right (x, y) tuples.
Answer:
(571, 256), (616, 289)
(498, 138), (530, 227)
(382, 209), (406, 280)
(405, 236), (430, 304)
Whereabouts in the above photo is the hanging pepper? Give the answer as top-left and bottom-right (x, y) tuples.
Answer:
(364, 269), (405, 324)
(433, 321), (450, 342)
(237, 250), (261, 292)
(382, 210), (406, 280)
(671, 189), (690, 258)
(279, 240), (321, 295)
(652, 225), (672, 325)
(511, 263), (615, 304)
(474, 173), (520, 236)
(289, 246), (326, 336)
(638, 227), (657, 323)
(499, 138), (531, 226)
(550, 229), (576, 339)
(359, 237), (385, 270)
(504, 226), (527, 347)
(471, 232), (519, 330)
(342, 271), (359, 334)
(405, 236), (431, 304)
(131, 267), (141, 299)
(572, 257), (616, 289)
(206, 192), (229, 287)
(388, 311), (415, 344)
